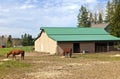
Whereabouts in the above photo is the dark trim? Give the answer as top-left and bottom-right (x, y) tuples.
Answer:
(57, 40), (120, 43)
(34, 29), (44, 41)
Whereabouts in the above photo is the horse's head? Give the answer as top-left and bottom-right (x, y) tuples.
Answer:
(6, 52), (11, 58)
(6, 53), (9, 58)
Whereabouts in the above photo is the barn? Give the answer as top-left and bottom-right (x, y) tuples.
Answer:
(35, 27), (120, 55)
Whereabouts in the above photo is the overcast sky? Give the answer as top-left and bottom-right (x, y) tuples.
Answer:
(0, 0), (107, 38)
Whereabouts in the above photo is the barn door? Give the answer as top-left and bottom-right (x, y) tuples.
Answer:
(73, 43), (80, 53)
(95, 42), (107, 52)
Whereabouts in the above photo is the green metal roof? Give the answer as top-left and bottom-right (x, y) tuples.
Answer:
(41, 27), (108, 35)
(41, 27), (120, 41)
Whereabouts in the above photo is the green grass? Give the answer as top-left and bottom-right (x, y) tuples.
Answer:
(0, 60), (31, 79)
(0, 46), (34, 56)
(78, 53), (120, 61)
(0, 60), (30, 68)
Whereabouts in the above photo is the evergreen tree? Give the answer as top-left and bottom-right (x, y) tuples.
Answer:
(6, 35), (13, 47)
(21, 33), (28, 46)
(89, 12), (94, 23)
(21, 33), (34, 46)
(28, 34), (34, 45)
(94, 12), (97, 24)
(98, 13), (103, 23)
(114, 0), (120, 4)
(110, 3), (120, 37)
(106, 0), (120, 22)
(106, 0), (112, 22)
(77, 5), (91, 27)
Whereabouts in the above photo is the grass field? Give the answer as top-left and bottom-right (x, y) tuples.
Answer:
(0, 46), (34, 56)
(0, 49), (120, 79)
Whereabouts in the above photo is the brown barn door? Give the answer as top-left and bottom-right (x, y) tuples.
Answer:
(73, 43), (80, 53)
(95, 42), (107, 52)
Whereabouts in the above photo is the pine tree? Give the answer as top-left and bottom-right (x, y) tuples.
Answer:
(28, 34), (34, 46)
(94, 12), (97, 24)
(114, 0), (120, 4)
(110, 3), (120, 37)
(89, 12), (94, 23)
(6, 35), (13, 47)
(21, 33), (34, 46)
(106, 0), (120, 23)
(77, 5), (91, 27)
(106, 0), (111, 22)
(98, 13), (103, 23)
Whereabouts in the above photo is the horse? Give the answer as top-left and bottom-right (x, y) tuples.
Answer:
(63, 48), (72, 58)
(7, 50), (25, 60)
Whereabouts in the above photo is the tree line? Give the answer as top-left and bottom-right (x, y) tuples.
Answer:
(1, 33), (34, 48)
(77, 5), (103, 27)
(77, 0), (120, 37)
(106, 0), (120, 37)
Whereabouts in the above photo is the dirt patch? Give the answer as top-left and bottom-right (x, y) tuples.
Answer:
(26, 64), (73, 79)
(1, 52), (120, 79)
(67, 63), (91, 66)
(112, 54), (120, 57)
(25, 52), (50, 56)
(27, 70), (72, 79)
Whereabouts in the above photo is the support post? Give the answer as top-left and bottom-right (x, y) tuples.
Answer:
(107, 42), (109, 52)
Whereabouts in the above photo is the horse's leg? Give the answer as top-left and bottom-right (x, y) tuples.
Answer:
(65, 52), (68, 57)
(21, 52), (24, 60)
(20, 54), (22, 60)
(64, 52), (66, 57)
(12, 54), (14, 59)
(63, 52), (65, 56)
(13, 54), (16, 60)
(66, 52), (68, 58)
(21, 54), (24, 60)
(69, 49), (72, 58)
(67, 52), (69, 57)
(23, 52), (25, 60)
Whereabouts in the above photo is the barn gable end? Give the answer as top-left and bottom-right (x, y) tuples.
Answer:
(35, 30), (57, 54)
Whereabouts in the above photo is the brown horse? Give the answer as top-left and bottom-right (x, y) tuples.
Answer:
(7, 50), (25, 60)
(63, 48), (72, 58)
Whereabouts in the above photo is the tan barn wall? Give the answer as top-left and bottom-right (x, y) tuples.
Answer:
(57, 42), (95, 54)
(80, 42), (95, 53)
(35, 37), (41, 52)
(35, 31), (57, 54)
(57, 42), (73, 55)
